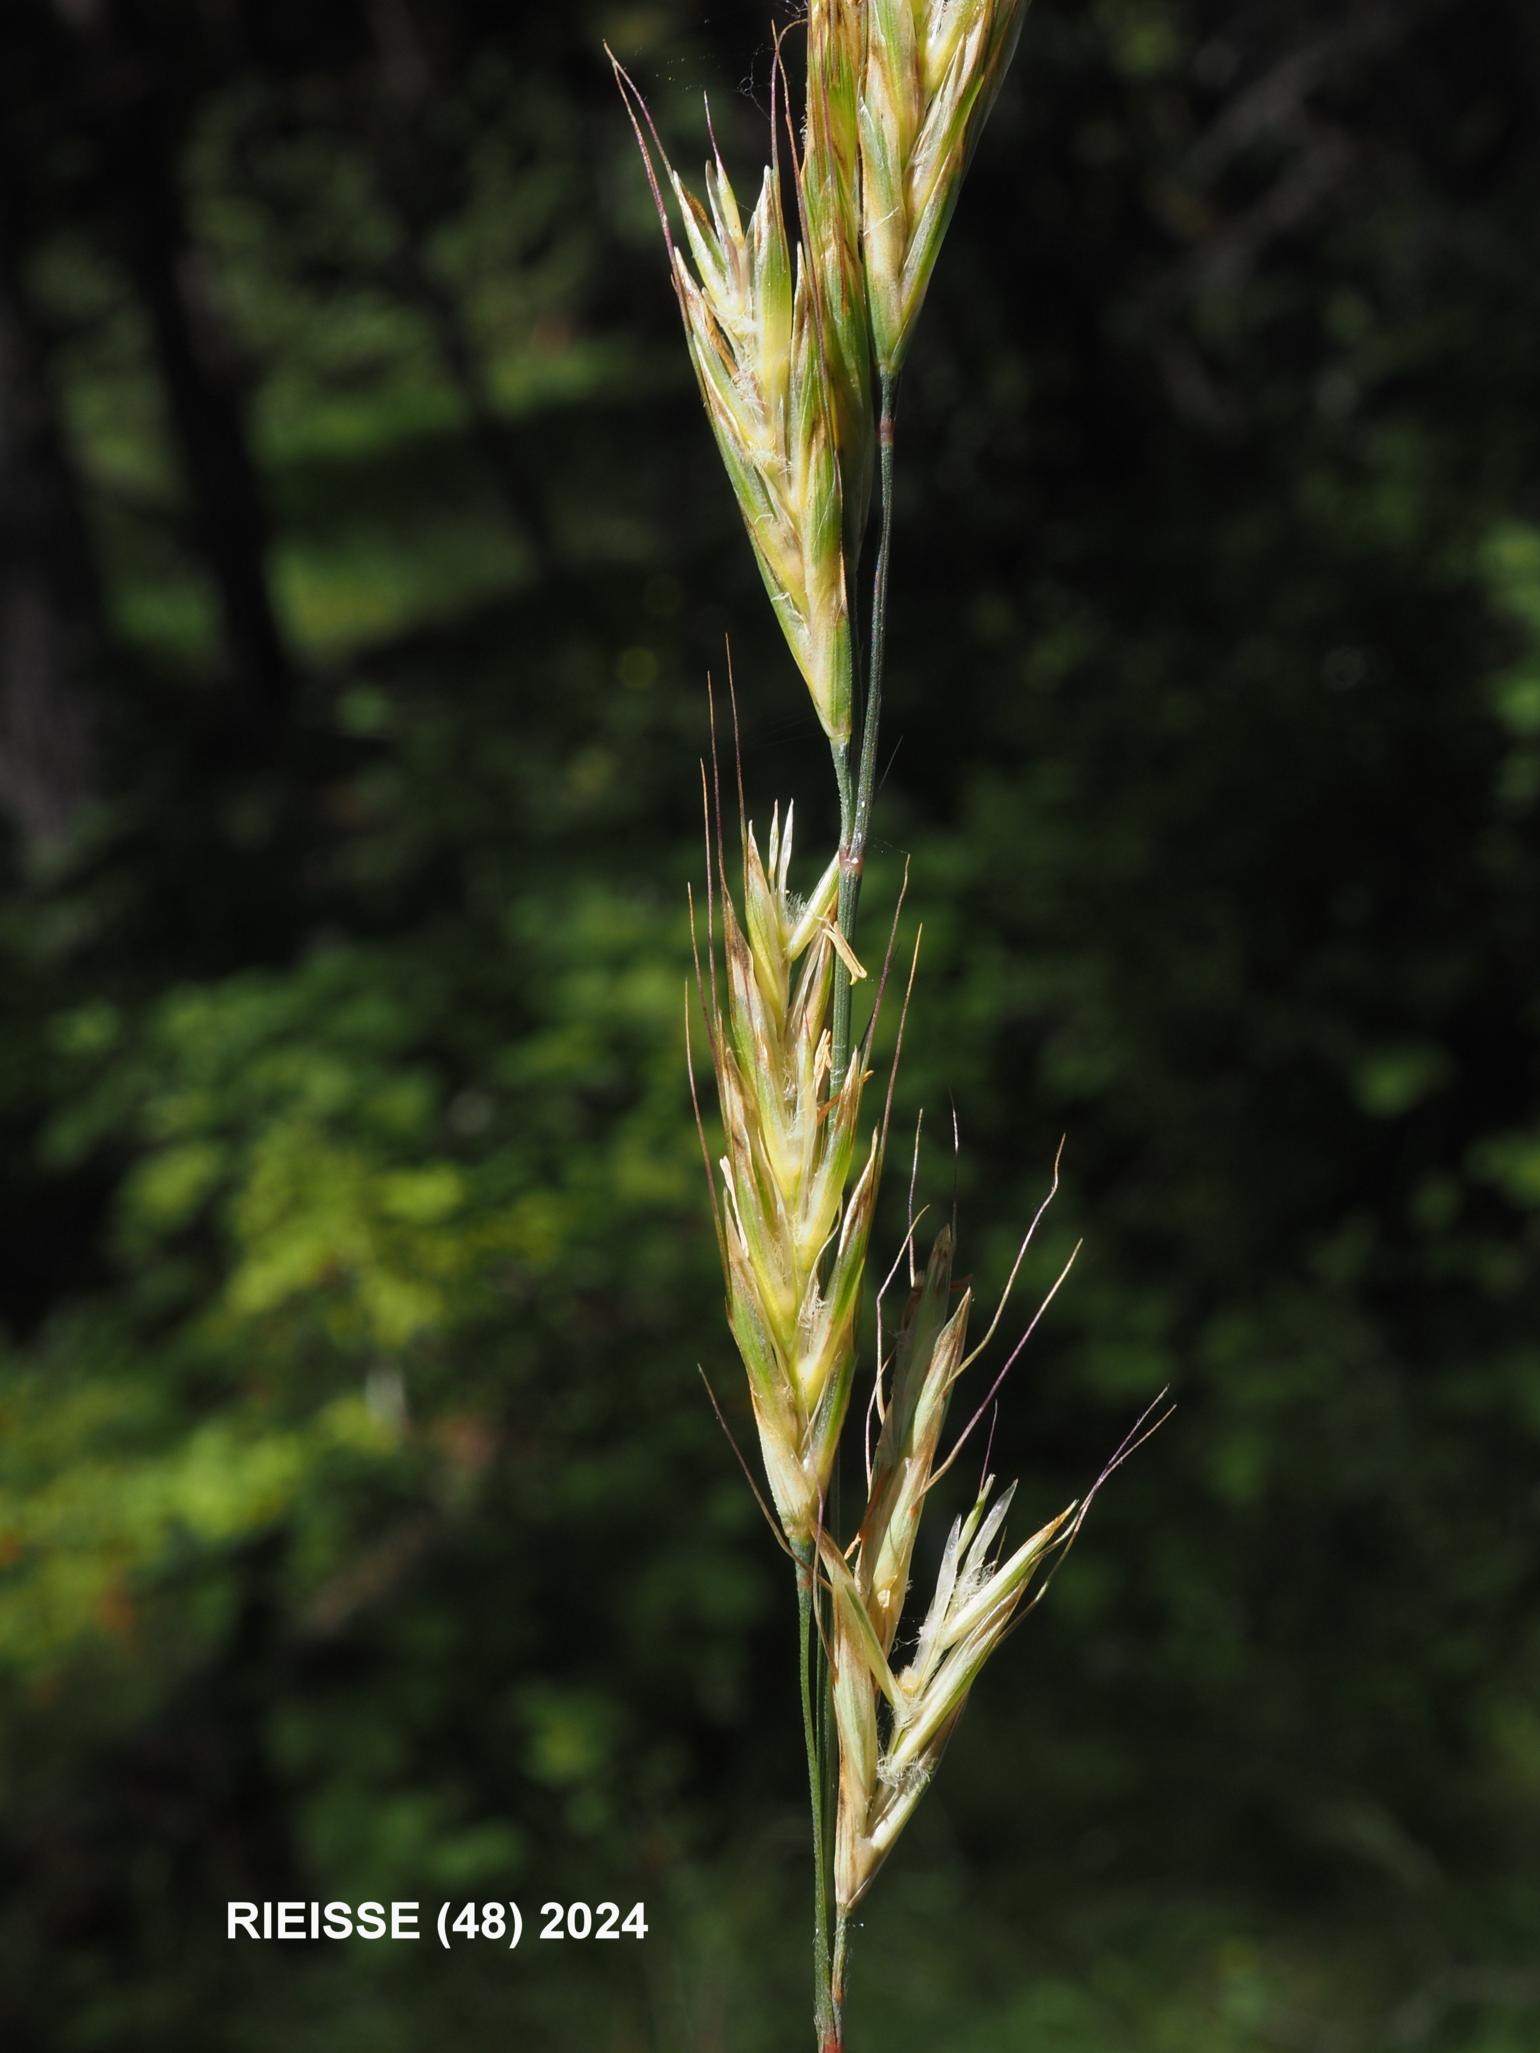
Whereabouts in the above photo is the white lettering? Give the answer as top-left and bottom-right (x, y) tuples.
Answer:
(225, 1898), (426, 1940)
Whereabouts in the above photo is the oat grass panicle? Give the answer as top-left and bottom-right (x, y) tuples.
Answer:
(612, 6), (1168, 2044)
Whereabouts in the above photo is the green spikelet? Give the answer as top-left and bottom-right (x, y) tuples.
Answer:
(860, 0), (1031, 375)
(803, 0), (875, 556)
(703, 807), (876, 1545)
(613, 66), (856, 743)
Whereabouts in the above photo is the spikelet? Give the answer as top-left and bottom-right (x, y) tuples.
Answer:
(825, 1469), (1074, 1908)
(814, 1218), (1077, 1908)
(803, 0), (875, 553)
(860, 0), (1030, 374)
(700, 804), (877, 1546)
(818, 1222), (1077, 1905)
(859, 1223), (972, 1655)
(613, 66), (856, 744)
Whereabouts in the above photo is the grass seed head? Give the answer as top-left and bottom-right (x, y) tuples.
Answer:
(817, 1191), (1086, 1912)
(615, 61), (856, 744)
(859, 1226), (972, 1653)
(705, 808), (878, 1546)
(860, 0), (1030, 374)
(825, 1463), (1076, 1909)
(803, 0), (876, 550)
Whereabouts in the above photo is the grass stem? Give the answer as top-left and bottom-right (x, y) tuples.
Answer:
(829, 735), (855, 1088)
(831, 1906), (852, 2050)
(831, 373), (898, 1093)
(797, 1546), (835, 2049)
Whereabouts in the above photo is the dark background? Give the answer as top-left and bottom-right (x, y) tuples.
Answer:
(2, 2), (1538, 2047)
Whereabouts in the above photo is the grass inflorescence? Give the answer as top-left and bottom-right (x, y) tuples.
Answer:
(612, 6), (1167, 2043)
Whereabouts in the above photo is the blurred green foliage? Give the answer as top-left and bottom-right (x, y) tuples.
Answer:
(2, 1), (1539, 2048)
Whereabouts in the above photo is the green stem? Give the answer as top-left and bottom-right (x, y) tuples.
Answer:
(797, 1547), (834, 2049)
(828, 736), (855, 1088)
(817, 376), (898, 2048)
(831, 1906), (851, 2050)
(830, 738), (855, 885)
(831, 374), (898, 1092)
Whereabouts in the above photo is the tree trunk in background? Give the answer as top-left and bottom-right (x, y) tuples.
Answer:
(0, 186), (103, 866)
(362, 0), (548, 564)
(61, 0), (294, 724)
(116, 138), (295, 721)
